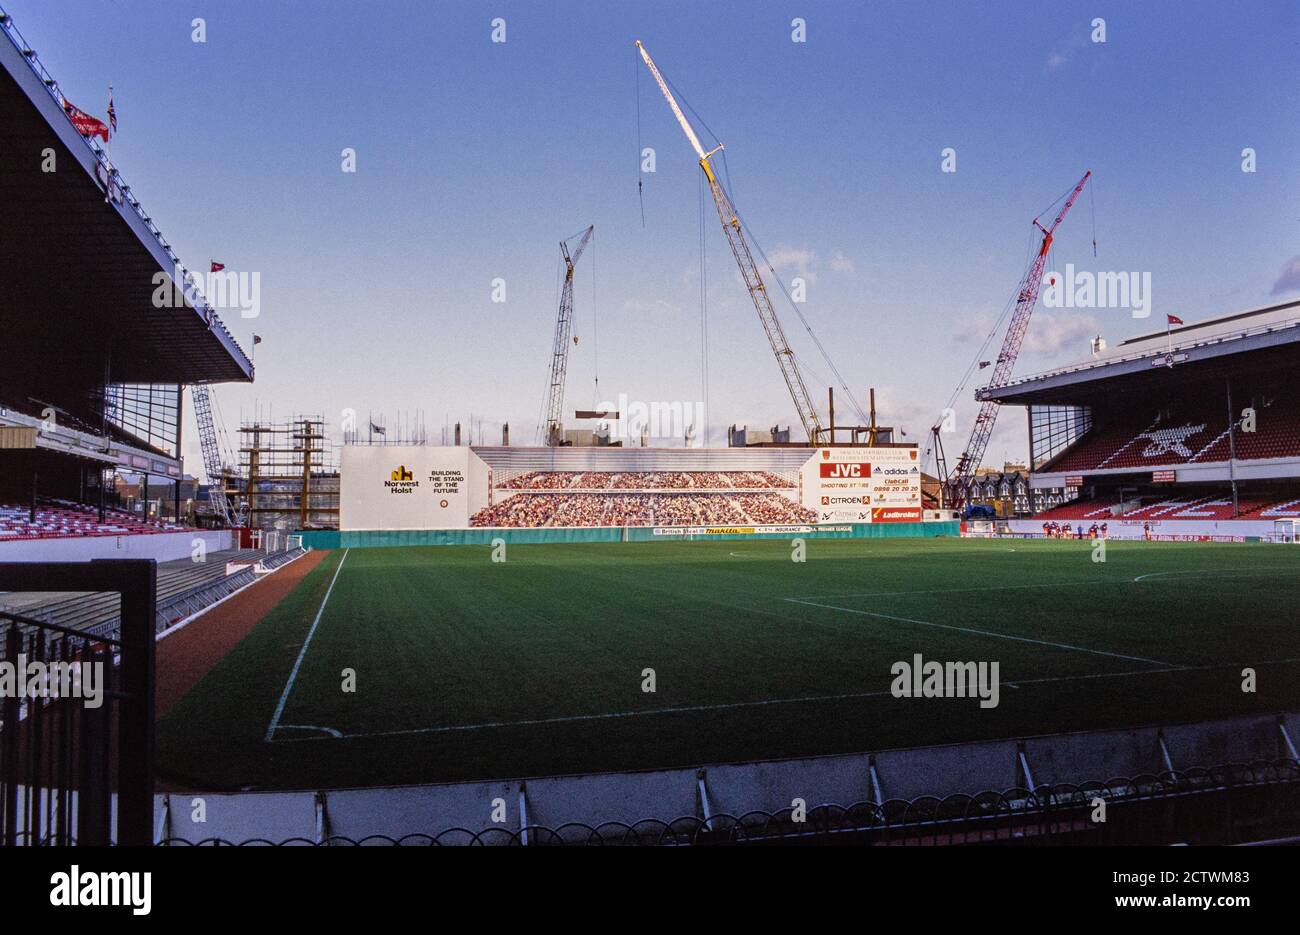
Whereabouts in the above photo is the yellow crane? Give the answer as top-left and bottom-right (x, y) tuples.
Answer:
(637, 40), (824, 444)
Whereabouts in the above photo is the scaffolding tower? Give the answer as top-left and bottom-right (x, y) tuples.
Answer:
(237, 416), (339, 531)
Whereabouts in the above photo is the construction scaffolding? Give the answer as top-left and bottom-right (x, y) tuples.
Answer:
(237, 416), (339, 531)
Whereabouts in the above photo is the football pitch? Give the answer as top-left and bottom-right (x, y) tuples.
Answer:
(157, 538), (1300, 790)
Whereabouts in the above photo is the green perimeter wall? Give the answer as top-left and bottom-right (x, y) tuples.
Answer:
(294, 521), (957, 550)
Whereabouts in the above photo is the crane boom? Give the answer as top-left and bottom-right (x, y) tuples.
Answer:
(544, 225), (594, 446)
(190, 383), (233, 525)
(949, 170), (1091, 509)
(637, 41), (824, 444)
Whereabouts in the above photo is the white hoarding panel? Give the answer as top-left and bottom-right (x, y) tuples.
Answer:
(340, 446), (490, 530)
(799, 447), (923, 523)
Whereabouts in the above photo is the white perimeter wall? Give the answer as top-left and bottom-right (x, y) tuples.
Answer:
(340, 446), (490, 531)
(0, 529), (233, 563)
(1005, 518), (1283, 540)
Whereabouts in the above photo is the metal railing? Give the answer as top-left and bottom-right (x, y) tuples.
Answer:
(0, 560), (156, 846)
(156, 759), (1300, 846)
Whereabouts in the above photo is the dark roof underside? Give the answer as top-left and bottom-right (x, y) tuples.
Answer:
(0, 28), (252, 420)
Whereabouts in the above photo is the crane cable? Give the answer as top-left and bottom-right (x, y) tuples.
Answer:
(732, 201), (870, 426)
(699, 169), (709, 447)
(635, 46), (645, 228)
(922, 227), (1034, 471)
(923, 179), (1086, 471)
(660, 73), (870, 428)
(590, 231), (599, 409)
(533, 248), (567, 445)
(1090, 177), (1098, 257)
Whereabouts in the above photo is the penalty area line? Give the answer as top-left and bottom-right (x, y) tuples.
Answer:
(271, 660), (1300, 743)
(263, 548), (350, 742)
(782, 597), (1176, 668)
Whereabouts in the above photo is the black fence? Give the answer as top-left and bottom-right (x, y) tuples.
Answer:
(159, 758), (1300, 846)
(0, 560), (156, 846)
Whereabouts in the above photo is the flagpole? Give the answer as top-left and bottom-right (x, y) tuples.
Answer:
(104, 85), (112, 203)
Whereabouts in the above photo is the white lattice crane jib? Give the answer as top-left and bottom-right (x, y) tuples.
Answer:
(636, 41), (824, 445)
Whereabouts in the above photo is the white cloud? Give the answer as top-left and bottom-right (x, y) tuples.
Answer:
(1045, 31), (1089, 72)
(829, 251), (855, 274)
(1020, 311), (1099, 357)
(765, 245), (818, 285)
(1270, 255), (1300, 296)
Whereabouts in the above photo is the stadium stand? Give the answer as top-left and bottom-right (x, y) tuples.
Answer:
(1043, 379), (1300, 474)
(470, 491), (816, 527)
(0, 4), (251, 554)
(1035, 492), (1300, 522)
(0, 499), (183, 539)
(976, 299), (1300, 532)
(0, 547), (303, 637)
(499, 471), (796, 490)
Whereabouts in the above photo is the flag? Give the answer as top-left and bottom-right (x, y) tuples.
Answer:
(978, 361), (991, 369)
(1167, 314), (1184, 326)
(210, 261), (225, 272)
(107, 87), (116, 135)
(370, 422), (386, 436)
(252, 334), (262, 345)
(62, 98), (109, 141)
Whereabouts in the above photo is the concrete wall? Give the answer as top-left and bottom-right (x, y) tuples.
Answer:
(295, 521), (958, 550)
(156, 711), (1299, 844)
(0, 529), (232, 563)
(1006, 518), (1280, 540)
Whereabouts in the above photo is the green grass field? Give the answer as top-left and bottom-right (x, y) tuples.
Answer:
(156, 537), (1300, 790)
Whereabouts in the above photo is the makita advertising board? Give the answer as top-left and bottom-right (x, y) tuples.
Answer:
(799, 446), (923, 522)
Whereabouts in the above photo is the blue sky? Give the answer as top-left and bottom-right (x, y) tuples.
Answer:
(9, 0), (1299, 475)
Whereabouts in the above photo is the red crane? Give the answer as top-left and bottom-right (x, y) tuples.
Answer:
(948, 170), (1092, 510)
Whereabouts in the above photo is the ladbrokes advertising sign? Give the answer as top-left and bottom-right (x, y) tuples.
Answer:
(800, 446), (922, 523)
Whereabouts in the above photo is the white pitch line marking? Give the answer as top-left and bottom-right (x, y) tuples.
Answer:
(788, 580), (1126, 601)
(783, 597), (1176, 667)
(272, 660), (1300, 743)
(264, 548), (350, 742)
(792, 566), (1300, 601)
(1133, 568), (1299, 583)
(275, 724), (344, 738)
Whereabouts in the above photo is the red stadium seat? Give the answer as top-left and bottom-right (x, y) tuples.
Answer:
(0, 501), (184, 540)
(1044, 382), (1300, 473)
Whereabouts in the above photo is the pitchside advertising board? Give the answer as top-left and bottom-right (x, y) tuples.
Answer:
(340, 446), (490, 530)
(799, 447), (923, 523)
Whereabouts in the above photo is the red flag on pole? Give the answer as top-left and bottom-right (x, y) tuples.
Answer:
(210, 261), (225, 272)
(62, 98), (109, 141)
(1167, 314), (1184, 326)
